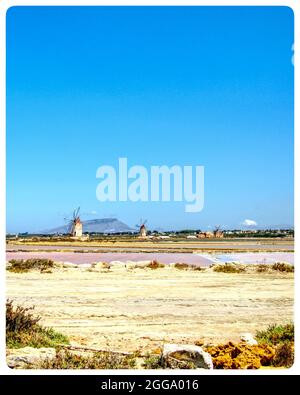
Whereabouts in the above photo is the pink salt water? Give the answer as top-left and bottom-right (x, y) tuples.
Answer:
(6, 251), (294, 266)
(6, 251), (212, 266)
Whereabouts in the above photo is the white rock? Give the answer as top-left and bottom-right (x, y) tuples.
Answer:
(127, 260), (152, 269)
(162, 343), (213, 369)
(7, 347), (56, 369)
(109, 261), (126, 267)
(61, 262), (79, 268)
(78, 263), (92, 268)
(91, 262), (111, 271)
(240, 333), (258, 345)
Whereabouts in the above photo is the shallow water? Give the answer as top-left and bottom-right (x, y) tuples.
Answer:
(7, 242), (294, 251)
(205, 252), (294, 265)
(6, 251), (212, 266)
(6, 251), (294, 266)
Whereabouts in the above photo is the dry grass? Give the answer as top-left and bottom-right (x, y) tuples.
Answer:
(39, 349), (136, 369)
(272, 262), (294, 273)
(213, 263), (245, 274)
(174, 263), (203, 271)
(255, 263), (294, 274)
(256, 264), (269, 273)
(272, 342), (294, 368)
(7, 259), (54, 273)
(145, 260), (165, 269)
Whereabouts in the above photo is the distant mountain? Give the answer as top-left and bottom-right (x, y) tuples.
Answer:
(43, 218), (135, 234)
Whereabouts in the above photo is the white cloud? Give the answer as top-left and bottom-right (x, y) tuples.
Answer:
(242, 219), (257, 227)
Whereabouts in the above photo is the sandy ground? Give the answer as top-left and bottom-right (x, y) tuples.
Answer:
(6, 265), (293, 353)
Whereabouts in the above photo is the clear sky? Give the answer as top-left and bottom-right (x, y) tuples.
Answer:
(6, 6), (294, 233)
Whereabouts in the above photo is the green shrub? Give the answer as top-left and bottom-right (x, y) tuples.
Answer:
(255, 323), (294, 346)
(39, 349), (136, 369)
(143, 353), (163, 369)
(6, 300), (69, 349)
(7, 259), (54, 273)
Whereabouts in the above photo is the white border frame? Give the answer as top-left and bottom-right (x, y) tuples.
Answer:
(0, 0), (298, 376)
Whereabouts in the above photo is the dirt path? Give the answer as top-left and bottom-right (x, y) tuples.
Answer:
(6, 266), (293, 353)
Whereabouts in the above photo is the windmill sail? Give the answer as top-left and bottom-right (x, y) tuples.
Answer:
(64, 207), (83, 237)
(136, 218), (148, 237)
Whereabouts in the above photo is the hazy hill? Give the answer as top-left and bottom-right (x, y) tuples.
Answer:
(44, 218), (135, 234)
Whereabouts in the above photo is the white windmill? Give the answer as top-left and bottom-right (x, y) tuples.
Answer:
(136, 219), (148, 238)
(65, 207), (83, 237)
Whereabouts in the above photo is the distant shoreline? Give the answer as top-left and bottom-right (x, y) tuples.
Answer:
(6, 237), (294, 254)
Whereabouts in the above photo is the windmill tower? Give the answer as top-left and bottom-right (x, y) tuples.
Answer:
(136, 219), (148, 238)
(66, 207), (83, 238)
(214, 225), (224, 238)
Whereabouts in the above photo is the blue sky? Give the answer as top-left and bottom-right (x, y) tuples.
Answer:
(6, 6), (294, 232)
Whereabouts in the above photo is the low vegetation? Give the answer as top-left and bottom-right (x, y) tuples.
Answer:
(255, 323), (294, 368)
(174, 263), (203, 271)
(145, 260), (165, 269)
(174, 262), (190, 270)
(213, 263), (245, 274)
(6, 300), (69, 349)
(39, 349), (136, 369)
(143, 353), (163, 369)
(272, 342), (294, 368)
(255, 323), (294, 346)
(256, 264), (269, 273)
(7, 259), (54, 273)
(255, 263), (294, 274)
(272, 262), (294, 273)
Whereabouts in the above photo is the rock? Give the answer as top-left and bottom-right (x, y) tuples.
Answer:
(90, 262), (111, 271)
(127, 261), (152, 269)
(7, 347), (56, 369)
(78, 263), (92, 268)
(162, 343), (213, 369)
(206, 342), (274, 369)
(108, 261), (127, 269)
(240, 333), (258, 345)
(61, 262), (79, 268)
